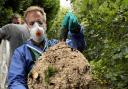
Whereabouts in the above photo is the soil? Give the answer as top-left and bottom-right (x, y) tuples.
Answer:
(28, 42), (91, 89)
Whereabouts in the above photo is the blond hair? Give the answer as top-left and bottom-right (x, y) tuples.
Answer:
(24, 6), (46, 22)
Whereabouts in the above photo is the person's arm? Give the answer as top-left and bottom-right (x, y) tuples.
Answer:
(0, 27), (5, 44)
(8, 48), (28, 89)
(60, 13), (70, 41)
(0, 24), (11, 44)
(60, 12), (86, 52)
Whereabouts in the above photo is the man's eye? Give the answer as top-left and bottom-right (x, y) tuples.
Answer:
(29, 21), (43, 26)
(37, 21), (43, 25)
(29, 22), (35, 26)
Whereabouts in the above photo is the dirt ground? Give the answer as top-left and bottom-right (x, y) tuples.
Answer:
(28, 42), (91, 89)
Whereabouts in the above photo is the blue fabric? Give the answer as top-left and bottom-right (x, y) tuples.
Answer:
(66, 27), (86, 51)
(8, 35), (86, 89)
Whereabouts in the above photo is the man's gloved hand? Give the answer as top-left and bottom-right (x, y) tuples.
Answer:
(69, 23), (81, 33)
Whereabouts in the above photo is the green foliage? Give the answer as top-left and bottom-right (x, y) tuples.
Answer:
(44, 66), (57, 84)
(73, 0), (128, 88)
(0, 0), (32, 26)
(0, 8), (13, 26)
(3, 0), (32, 13)
(0, 0), (59, 29)
(47, 8), (68, 39)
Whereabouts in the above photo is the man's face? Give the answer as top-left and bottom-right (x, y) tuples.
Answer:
(12, 18), (22, 24)
(26, 11), (45, 28)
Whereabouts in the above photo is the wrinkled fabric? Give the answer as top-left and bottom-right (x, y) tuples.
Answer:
(0, 24), (30, 57)
(0, 24), (30, 89)
(0, 40), (10, 89)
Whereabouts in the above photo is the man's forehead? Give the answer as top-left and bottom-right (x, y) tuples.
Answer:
(27, 11), (43, 18)
(26, 11), (43, 21)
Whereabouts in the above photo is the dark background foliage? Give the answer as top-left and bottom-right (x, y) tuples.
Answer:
(0, 0), (60, 31)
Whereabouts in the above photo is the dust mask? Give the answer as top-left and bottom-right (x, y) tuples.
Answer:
(30, 22), (46, 43)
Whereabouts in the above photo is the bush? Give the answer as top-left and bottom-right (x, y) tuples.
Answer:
(73, 0), (128, 88)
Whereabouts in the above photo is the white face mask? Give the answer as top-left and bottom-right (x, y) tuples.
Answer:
(30, 22), (46, 43)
